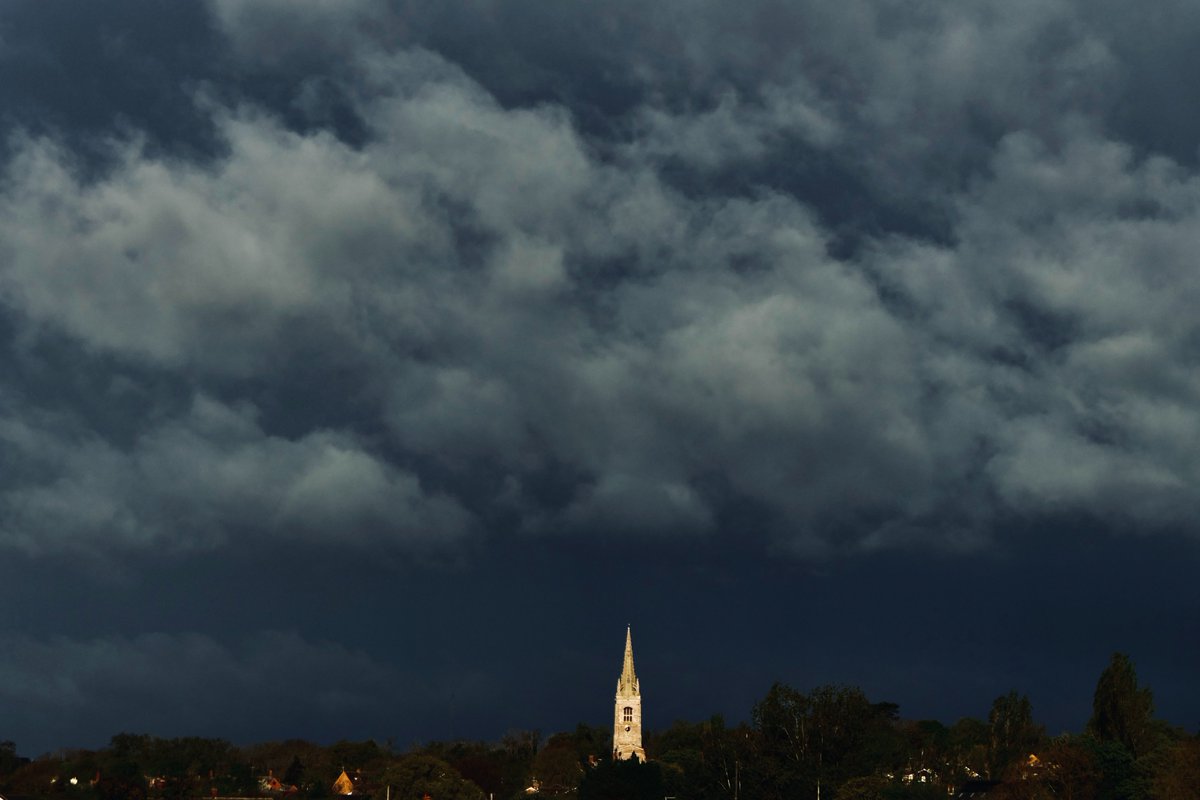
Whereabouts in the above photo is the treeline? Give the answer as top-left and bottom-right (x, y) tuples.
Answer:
(642, 654), (1198, 799)
(2, 653), (1196, 800)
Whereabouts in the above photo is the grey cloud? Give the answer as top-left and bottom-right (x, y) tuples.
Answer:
(875, 129), (1200, 529)
(222, 1), (1118, 207)
(0, 394), (473, 556)
(618, 0), (1116, 228)
(3, 5), (1200, 562)
(0, 121), (437, 375)
(2, 49), (943, 553)
(199, 0), (1130, 250)
(628, 86), (841, 170)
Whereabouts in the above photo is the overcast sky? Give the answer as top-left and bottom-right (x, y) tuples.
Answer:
(1, 0), (1198, 757)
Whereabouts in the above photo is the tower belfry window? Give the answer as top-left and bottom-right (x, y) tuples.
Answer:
(623, 706), (633, 723)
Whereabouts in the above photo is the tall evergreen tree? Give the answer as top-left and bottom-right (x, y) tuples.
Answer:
(1088, 653), (1155, 759)
(283, 756), (305, 788)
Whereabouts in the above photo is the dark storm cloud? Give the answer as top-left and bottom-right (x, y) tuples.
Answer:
(0, 629), (447, 754)
(211, 0), (394, 65)
(316, 0), (1118, 228)
(3, 0), (1200, 561)
(0, 0), (220, 160)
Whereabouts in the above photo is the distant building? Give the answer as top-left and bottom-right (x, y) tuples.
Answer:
(332, 769), (355, 796)
(259, 770), (286, 793)
(612, 626), (645, 762)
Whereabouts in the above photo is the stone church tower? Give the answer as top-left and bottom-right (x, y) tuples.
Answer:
(613, 626), (646, 762)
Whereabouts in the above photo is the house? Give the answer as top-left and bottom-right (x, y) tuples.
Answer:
(333, 769), (355, 796)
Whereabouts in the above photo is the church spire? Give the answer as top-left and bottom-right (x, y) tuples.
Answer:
(613, 626), (645, 762)
(619, 625), (638, 692)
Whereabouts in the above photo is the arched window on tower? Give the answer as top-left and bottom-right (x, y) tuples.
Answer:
(623, 706), (633, 723)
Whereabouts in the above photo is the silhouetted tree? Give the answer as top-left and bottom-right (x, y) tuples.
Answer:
(376, 753), (484, 800)
(1040, 736), (1099, 800)
(1150, 737), (1200, 799)
(753, 682), (813, 799)
(1088, 653), (1155, 759)
(987, 691), (1044, 779)
(1081, 735), (1150, 800)
(650, 716), (755, 800)
(532, 745), (583, 796)
(0, 741), (27, 778)
(579, 757), (662, 800)
(96, 773), (149, 800)
(753, 683), (896, 798)
(283, 755), (305, 788)
(947, 717), (989, 782)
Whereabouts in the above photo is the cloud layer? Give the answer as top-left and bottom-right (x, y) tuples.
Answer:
(2, 0), (1199, 560)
